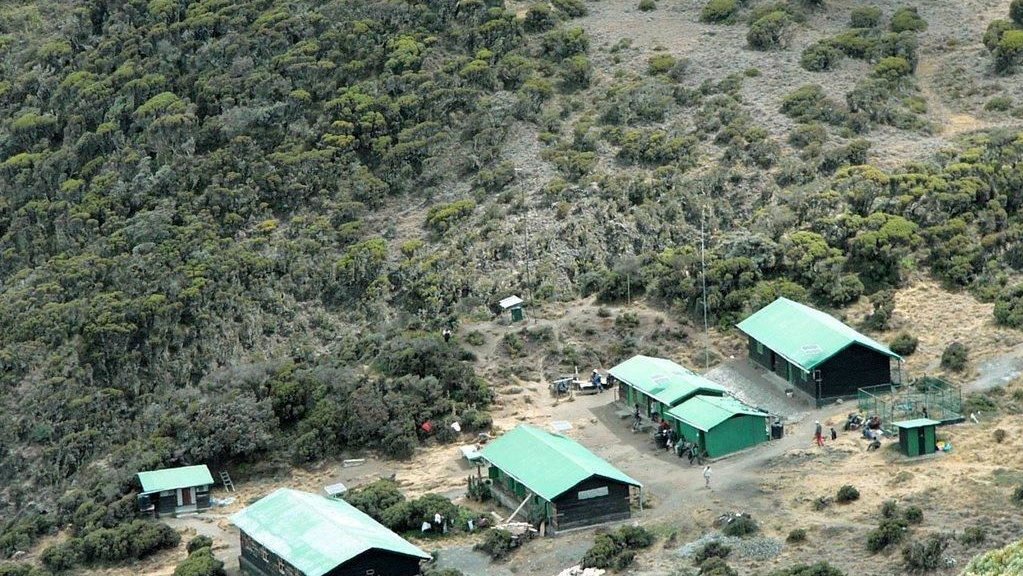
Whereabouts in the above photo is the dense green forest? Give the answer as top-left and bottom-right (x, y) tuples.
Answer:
(6, 0), (1023, 571)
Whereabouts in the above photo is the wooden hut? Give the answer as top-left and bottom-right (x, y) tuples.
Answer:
(479, 425), (642, 534)
(609, 355), (726, 420)
(666, 395), (769, 458)
(137, 465), (214, 517)
(737, 298), (902, 404)
(232, 488), (430, 576)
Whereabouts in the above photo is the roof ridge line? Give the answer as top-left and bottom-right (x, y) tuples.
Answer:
(521, 425), (594, 477)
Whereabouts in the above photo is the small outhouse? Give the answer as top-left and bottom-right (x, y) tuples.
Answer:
(500, 295), (525, 322)
(893, 418), (939, 457)
(137, 464), (215, 517)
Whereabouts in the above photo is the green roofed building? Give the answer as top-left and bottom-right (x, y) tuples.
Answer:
(609, 355), (727, 421)
(479, 425), (642, 534)
(231, 488), (430, 576)
(667, 395), (769, 458)
(136, 464), (214, 517)
(737, 298), (902, 404)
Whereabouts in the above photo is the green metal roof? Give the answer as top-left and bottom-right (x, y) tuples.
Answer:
(667, 395), (766, 432)
(736, 297), (901, 371)
(479, 425), (641, 502)
(892, 418), (941, 429)
(137, 465), (214, 494)
(231, 488), (429, 576)
(609, 355), (727, 407)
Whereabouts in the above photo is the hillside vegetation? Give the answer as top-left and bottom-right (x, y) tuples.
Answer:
(5, 0), (1023, 572)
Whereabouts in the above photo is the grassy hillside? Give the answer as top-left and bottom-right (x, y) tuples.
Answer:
(5, 0), (1023, 571)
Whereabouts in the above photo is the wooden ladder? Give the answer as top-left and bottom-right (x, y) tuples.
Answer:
(219, 471), (236, 493)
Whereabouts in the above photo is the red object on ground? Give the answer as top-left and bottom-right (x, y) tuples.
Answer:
(421, 421), (433, 433)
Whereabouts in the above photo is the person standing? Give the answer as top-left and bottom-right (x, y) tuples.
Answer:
(703, 465), (712, 489)
(830, 427), (837, 441)
(814, 421), (824, 447)
(442, 328), (451, 343)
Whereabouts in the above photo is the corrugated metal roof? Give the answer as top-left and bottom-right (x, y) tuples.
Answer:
(736, 298), (901, 371)
(499, 295), (524, 309)
(137, 465), (214, 494)
(892, 418), (941, 428)
(231, 488), (429, 576)
(479, 425), (641, 502)
(609, 356), (727, 406)
(667, 395), (766, 432)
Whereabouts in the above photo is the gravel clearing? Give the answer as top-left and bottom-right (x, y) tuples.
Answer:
(676, 532), (784, 562)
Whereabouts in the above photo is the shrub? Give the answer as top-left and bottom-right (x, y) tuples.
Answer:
(748, 11), (791, 50)
(850, 6), (881, 28)
(425, 200), (476, 232)
(769, 562), (845, 576)
(701, 0), (740, 23)
(811, 496), (832, 511)
(866, 518), (908, 552)
(994, 428), (1008, 443)
(995, 30), (1023, 73)
(186, 535), (214, 554)
(902, 533), (949, 571)
(0, 564), (48, 576)
(1013, 485), (1023, 505)
(722, 515), (758, 537)
(940, 342), (968, 372)
(638, 0), (657, 11)
(986, 96), (1014, 111)
(780, 85), (842, 123)
(902, 505), (923, 524)
(871, 56), (912, 81)
(475, 529), (515, 559)
(648, 54), (680, 76)
(698, 557), (737, 576)
(881, 499), (898, 518)
(561, 55), (592, 89)
(889, 7), (926, 33)
(615, 525), (655, 549)
(464, 331), (486, 346)
(552, 0), (587, 18)
(985, 20), (1018, 52)
(693, 540), (732, 564)
(788, 123), (827, 148)
(800, 42), (843, 72)
(580, 526), (654, 569)
(174, 546), (226, 576)
(959, 526), (987, 546)
(786, 528), (808, 543)
(836, 485), (860, 503)
(581, 534), (622, 568)
(344, 479), (405, 521)
(380, 494), (460, 533)
(1013, 0), (1023, 26)
(523, 4), (557, 32)
(889, 332), (918, 355)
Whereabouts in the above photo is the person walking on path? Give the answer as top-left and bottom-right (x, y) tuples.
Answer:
(830, 427), (837, 441)
(703, 465), (712, 489)
(814, 421), (825, 447)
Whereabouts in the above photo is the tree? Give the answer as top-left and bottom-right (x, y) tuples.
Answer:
(994, 283), (1023, 327)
